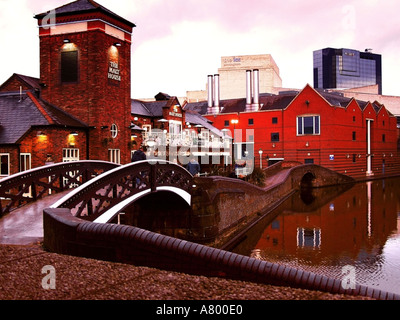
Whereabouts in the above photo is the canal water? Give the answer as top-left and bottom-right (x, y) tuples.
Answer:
(230, 177), (400, 295)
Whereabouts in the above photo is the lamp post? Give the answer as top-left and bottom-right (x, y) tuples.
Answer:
(231, 119), (239, 165)
(259, 149), (263, 169)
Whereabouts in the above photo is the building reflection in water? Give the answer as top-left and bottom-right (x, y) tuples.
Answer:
(240, 178), (400, 294)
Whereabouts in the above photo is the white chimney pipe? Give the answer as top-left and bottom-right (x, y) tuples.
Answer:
(246, 70), (252, 106)
(253, 69), (260, 108)
(214, 74), (220, 112)
(207, 75), (214, 109)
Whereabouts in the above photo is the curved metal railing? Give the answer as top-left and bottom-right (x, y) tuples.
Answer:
(51, 160), (194, 222)
(0, 161), (119, 217)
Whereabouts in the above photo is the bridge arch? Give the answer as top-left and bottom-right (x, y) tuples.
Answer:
(93, 186), (192, 224)
(51, 160), (194, 222)
(300, 171), (316, 189)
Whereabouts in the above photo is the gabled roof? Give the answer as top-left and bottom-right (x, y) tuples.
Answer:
(185, 110), (227, 138)
(185, 86), (377, 116)
(34, 0), (136, 29)
(184, 93), (299, 115)
(0, 91), (88, 144)
(131, 99), (168, 118)
(0, 73), (41, 92)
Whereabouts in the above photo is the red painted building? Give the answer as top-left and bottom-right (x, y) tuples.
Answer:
(186, 73), (400, 180)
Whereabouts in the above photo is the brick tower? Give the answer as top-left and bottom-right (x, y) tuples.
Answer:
(34, 0), (136, 163)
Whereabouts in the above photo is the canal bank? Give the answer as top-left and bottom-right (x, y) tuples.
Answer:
(41, 164), (400, 299)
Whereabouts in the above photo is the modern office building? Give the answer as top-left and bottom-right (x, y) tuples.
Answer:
(313, 48), (382, 95)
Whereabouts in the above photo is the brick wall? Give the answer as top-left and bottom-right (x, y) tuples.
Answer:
(19, 127), (88, 167)
(39, 27), (132, 163)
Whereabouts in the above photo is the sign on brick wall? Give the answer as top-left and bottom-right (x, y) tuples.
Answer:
(108, 46), (121, 85)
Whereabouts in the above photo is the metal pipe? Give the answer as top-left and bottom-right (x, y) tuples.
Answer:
(207, 75), (214, 109)
(214, 74), (220, 112)
(246, 70), (252, 106)
(253, 69), (260, 107)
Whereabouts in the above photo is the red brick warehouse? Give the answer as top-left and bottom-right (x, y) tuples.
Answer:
(185, 73), (400, 180)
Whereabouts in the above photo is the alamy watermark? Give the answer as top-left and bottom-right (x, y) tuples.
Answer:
(341, 265), (356, 290)
(342, 5), (356, 31)
(41, 265), (56, 290)
(41, 10), (56, 30)
(144, 128), (255, 175)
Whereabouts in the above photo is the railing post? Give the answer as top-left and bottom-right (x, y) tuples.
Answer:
(87, 199), (93, 216)
(31, 182), (37, 201)
(150, 162), (157, 193)
(59, 173), (64, 191)
(82, 165), (90, 184)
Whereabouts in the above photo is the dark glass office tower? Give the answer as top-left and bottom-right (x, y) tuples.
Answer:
(313, 48), (382, 94)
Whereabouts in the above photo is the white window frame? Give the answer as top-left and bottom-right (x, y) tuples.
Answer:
(20, 153), (32, 172)
(169, 120), (182, 136)
(63, 148), (80, 162)
(297, 115), (321, 136)
(62, 148), (80, 190)
(297, 227), (321, 248)
(20, 153), (32, 197)
(111, 123), (118, 139)
(109, 149), (121, 164)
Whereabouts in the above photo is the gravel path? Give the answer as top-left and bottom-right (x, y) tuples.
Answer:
(0, 244), (373, 301)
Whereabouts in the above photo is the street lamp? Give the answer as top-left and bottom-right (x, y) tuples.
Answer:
(259, 149), (263, 169)
(231, 119), (239, 164)
(231, 119), (239, 128)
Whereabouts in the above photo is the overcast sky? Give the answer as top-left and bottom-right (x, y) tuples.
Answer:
(0, 0), (399, 99)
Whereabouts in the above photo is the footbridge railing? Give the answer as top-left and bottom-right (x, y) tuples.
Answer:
(0, 161), (119, 217)
(51, 160), (194, 223)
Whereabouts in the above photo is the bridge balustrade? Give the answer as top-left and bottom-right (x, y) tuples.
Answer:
(0, 161), (119, 217)
(52, 160), (194, 222)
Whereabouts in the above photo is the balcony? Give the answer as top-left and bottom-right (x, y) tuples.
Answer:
(142, 130), (231, 150)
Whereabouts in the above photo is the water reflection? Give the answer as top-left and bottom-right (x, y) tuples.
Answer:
(232, 177), (400, 295)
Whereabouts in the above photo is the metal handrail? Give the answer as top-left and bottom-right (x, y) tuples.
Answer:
(0, 161), (119, 217)
(51, 160), (194, 222)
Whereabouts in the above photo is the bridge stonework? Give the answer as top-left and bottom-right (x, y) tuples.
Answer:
(189, 163), (355, 246)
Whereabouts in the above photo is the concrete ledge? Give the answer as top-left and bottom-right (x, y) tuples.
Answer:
(43, 207), (400, 300)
